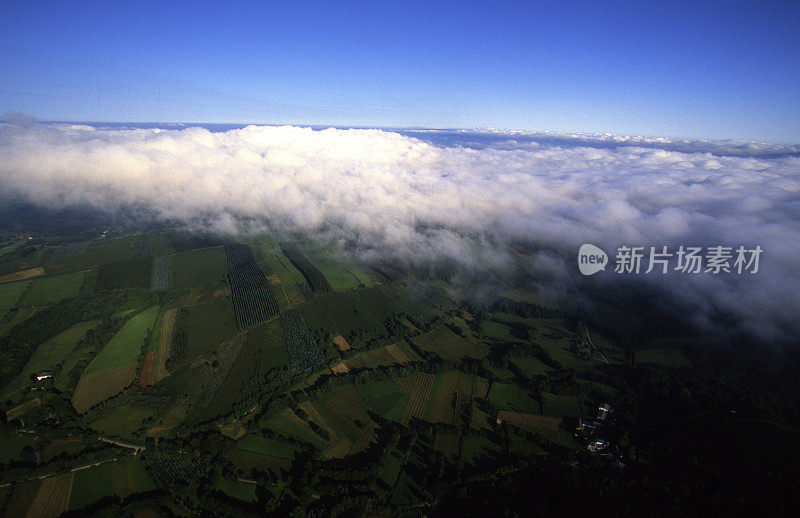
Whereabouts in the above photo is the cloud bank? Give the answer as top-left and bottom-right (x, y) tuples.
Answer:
(1, 121), (799, 343)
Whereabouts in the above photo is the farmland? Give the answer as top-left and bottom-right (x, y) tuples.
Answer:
(412, 325), (488, 362)
(18, 271), (85, 306)
(152, 307), (176, 382)
(299, 246), (373, 291)
(150, 255), (172, 290)
(84, 305), (159, 374)
(225, 244), (280, 330)
(0, 266), (44, 284)
(171, 247), (228, 290)
(279, 242), (332, 293)
(95, 258), (153, 291)
(0, 280), (30, 309)
(0, 228), (781, 515)
(281, 309), (325, 373)
(71, 362), (138, 413)
(397, 372), (435, 424)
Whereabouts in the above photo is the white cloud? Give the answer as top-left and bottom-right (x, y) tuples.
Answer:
(1, 121), (799, 342)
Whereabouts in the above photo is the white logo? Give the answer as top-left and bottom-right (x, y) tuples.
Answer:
(578, 244), (608, 276)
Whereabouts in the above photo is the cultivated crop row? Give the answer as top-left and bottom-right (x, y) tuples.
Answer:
(397, 373), (435, 424)
(281, 309), (326, 373)
(279, 243), (332, 293)
(298, 282), (314, 301)
(150, 255), (172, 290)
(143, 451), (210, 491)
(225, 244), (280, 331)
(95, 258), (153, 291)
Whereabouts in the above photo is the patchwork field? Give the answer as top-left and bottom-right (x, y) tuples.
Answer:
(424, 371), (480, 425)
(5, 320), (101, 395)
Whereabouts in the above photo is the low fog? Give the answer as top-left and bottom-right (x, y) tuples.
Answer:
(1, 120), (798, 344)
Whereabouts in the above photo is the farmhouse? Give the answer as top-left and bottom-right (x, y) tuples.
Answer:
(35, 371), (53, 381)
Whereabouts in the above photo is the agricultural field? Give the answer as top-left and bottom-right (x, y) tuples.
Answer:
(90, 404), (153, 438)
(150, 307), (177, 383)
(24, 472), (74, 518)
(68, 461), (117, 510)
(397, 372), (435, 424)
(214, 476), (258, 502)
(0, 228), (747, 515)
(510, 355), (552, 377)
(424, 370), (481, 425)
(17, 271), (85, 306)
(237, 435), (297, 459)
(281, 309), (325, 373)
(150, 255), (172, 290)
(170, 297), (237, 366)
(46, 236), (143, 273)
(279, 242), (332, 293)
(266, 408), (327, 449)
(0, 266), (44, 284)
(171, 247), (228, 291)
(71, 362), (138, 413)
(225, 244), (279, 330)
(5, 320), (100, 394)
(299, 246), (373, 291)
(85, 306), (158, 374)
(412, 325), (488, 362)
(95, 257), (153, 291)
(541, 392), (586, 419)
(488, 382), (542, 414)
(0, 280), (30, 309)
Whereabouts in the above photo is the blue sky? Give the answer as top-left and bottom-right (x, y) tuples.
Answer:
(1, 1), (798, 142)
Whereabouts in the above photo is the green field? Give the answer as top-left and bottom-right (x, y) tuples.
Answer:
(49, 236), (143, 272)
(69, 461), (117, 510)
(13, 320), (100, 387)
(18, 271), (85, 306)
(542, 393), (585, 419)
(260, 244), (305, 285)
(413, 325), (488, 362)
(488, 382), (542, 413)
(172, 247), (228, 290)
(85, 305), (159, 374)
(267, 408), (327, 449)
(357, 380), (409, 420)
(0, 280), (30, 309)
(171, 297), (237, 364)
(510, 355), (551, 377)
(214, 476), (257, 502)
(0, 306), (36, 336)
(300, 246), (373, 291)
(237, 435), (296, 459)
(90, 404), (153, 438)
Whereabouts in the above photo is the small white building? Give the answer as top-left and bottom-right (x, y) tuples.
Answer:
(35, 371), (53, 382)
